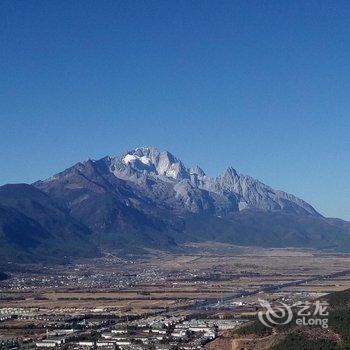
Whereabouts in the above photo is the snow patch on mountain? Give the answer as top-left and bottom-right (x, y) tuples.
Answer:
(123, 154), (152, 166)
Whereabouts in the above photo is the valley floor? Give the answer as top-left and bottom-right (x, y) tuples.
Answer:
(1, 243), (350, 349)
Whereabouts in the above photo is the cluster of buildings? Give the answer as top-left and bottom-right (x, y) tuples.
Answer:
(31, 314), (244, 350)
(0, 262), (171, 291)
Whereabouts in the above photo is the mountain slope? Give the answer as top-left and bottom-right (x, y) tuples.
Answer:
(180, 210), (350, 251)
(34, 160), (177, 250)
(0, 184), (96, 262)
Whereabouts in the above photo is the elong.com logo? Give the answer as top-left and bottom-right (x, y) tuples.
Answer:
(258, 299), (329, 329)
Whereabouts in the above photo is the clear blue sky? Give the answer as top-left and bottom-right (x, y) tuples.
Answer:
(1, 0), (349, 220)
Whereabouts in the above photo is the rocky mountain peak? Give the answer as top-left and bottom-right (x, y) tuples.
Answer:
(216, 167), (239, 190)
(120, 147), (189, 180)
(190, 165), (206, 177)
(221, 166), (239, 179)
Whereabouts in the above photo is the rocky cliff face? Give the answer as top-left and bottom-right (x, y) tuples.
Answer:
(37, 146), (319, 218)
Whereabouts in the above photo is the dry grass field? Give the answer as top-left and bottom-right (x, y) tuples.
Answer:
(1, 244), (350, 316)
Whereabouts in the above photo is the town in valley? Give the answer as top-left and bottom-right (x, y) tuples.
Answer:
(1, 244), (350, 350)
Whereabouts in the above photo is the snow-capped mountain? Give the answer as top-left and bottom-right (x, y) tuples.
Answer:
(2, 146), (350, 263)
(65, 146), (319, 217)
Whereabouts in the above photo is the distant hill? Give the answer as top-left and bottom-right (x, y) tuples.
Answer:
(0, 184), (96, 262)
(0, 147), (350, 262)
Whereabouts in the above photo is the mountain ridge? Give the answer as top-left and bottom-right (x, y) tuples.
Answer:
(36, 146), (320, 217)
(0, 147), (349, 262)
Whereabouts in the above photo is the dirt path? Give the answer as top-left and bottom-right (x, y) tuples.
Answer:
(231, 338), (239, 350)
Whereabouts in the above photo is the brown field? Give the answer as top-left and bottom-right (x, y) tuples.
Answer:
(1, 244), (350, 316)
